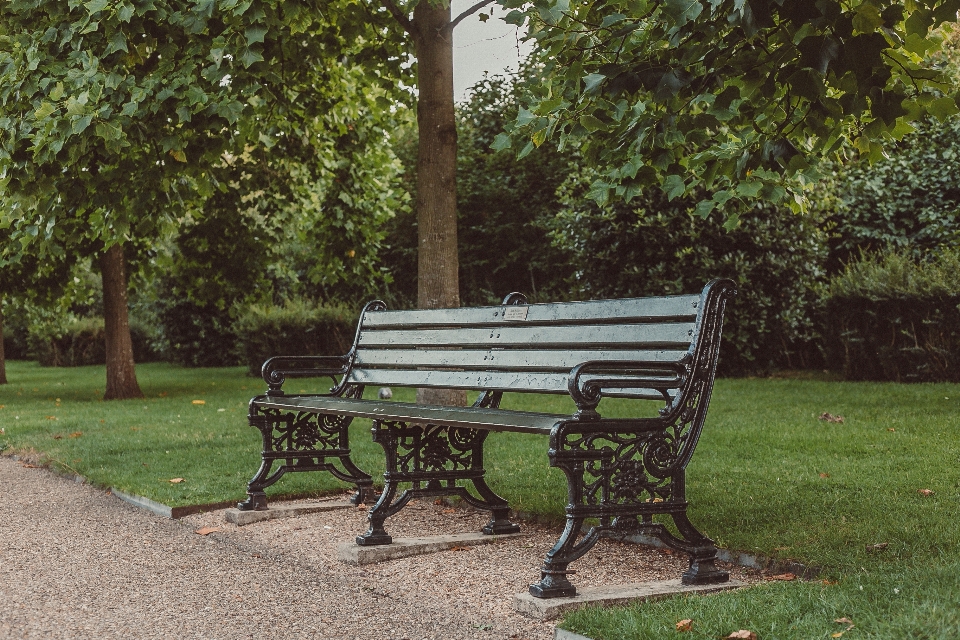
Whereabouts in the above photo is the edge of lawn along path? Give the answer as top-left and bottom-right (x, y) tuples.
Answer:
(8, 452), (822, 580)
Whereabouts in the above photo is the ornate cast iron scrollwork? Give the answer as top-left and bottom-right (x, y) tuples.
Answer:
(238, 383), (373, 511)
(530, 279), (736, 598)
(356, 421), (520, 546)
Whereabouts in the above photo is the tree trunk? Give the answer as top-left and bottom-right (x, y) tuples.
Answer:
(0, 303), (7, 385)
(98, 243), (144, 400)
(413, 3), (466, 407)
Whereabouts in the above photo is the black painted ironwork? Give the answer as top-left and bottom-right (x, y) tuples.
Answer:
(356, 416), (520, 546)
(239, 281), (736, 600)
(530, 278), (735, 597)
(237, 301), (387, 511)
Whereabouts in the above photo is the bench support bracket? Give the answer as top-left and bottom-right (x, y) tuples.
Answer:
(357, 421), (520, 545)
(530, 421), (729, 598)
(238, 388), (374, 511)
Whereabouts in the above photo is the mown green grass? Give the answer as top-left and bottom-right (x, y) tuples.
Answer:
(2, 361), (959, 638)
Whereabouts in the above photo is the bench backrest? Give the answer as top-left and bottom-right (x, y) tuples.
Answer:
(343, 279), (735, 405)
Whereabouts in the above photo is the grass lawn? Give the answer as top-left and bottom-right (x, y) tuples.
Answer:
(2, 361), (959, 637)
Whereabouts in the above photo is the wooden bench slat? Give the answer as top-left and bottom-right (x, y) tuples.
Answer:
(257, 396), (563, 434)
(347, 367), (679, 400)
(357, 321), (695, 349)
(360, 294), (700, 329)
(353, 348), (690, 372)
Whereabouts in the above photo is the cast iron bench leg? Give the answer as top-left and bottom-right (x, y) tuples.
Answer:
(357, 422), (520, 545)
(238, 404), (374, 511)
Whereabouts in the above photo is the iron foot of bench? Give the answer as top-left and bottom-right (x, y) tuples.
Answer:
(682, 555), (729, 585)
(482, 507), (521, 535)
(529, 572), (578, 598)
(237, 491), (268, 511)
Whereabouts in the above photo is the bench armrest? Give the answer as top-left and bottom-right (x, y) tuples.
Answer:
(567, 359), (689, 419)
(261, 355), (351, 396)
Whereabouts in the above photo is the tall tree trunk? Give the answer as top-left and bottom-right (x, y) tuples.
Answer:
(0, 303), (7, 385)
(98, 244), (143, 400)
(413, 2), (466, 407)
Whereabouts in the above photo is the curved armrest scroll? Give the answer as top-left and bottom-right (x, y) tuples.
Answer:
(567, 359), (690, 420)
(261, 355), (351, 396)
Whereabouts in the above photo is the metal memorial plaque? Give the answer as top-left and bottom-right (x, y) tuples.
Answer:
(503, 306), (529, 321)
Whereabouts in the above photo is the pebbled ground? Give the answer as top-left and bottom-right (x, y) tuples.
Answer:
(0, 455), (758, 639)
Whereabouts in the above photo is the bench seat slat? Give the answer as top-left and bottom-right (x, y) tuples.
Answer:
(358, 322), (695, 349)
(347, 368), (679, 400)
(257, 396), (563, 434)
(353, 348), (689, 372)
(361, 294), (700, 329)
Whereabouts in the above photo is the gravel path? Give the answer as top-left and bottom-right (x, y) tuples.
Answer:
(0, 456), (759, 639)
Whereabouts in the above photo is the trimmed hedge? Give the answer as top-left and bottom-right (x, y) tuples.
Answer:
(27, 317), (159, 366)
(821, 249), (960, 382)
(233, 299), (356, 376)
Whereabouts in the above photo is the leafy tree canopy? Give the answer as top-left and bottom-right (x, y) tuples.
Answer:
(0, 0), (407, 259)
(499, 0), (960, 226)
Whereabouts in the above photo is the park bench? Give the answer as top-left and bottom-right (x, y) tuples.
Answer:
(238, 278), (736, 598)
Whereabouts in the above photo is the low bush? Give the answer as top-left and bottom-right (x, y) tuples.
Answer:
(233, 299), (357, 375)
(821, 248), (960, 381)
(27, 316), (162, 366)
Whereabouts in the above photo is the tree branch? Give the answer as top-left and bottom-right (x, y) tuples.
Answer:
(382, 0), (415, 36)
(450, 0), (495, 32)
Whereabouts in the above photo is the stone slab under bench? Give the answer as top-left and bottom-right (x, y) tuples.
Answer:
(515, 578), (747, 621)
(223, 501), (355, 526)
(337, 531), (526, 565)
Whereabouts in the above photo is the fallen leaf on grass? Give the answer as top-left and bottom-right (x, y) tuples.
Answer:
(887, 427), (895, 432)
(676, 619), (693, 632)
(195, 527), (220, 536)
(191, 400), (205, 405)
(52, 434), (62, 440)
(0, 428), (4, 434)
(819, 473), (830, 478)
(866, 542), (889, 552)
(46, 416), (58, 420)
(918, 488), (934, 496)
(159, 392), (168, 397)
(818, 412), (844, 423)
(725, 631), (757, 640)
(835, 617), (854, 627)
(765, 573), (796, 581)
(68, 432), (82, 438)
(168, 477), (185, 484)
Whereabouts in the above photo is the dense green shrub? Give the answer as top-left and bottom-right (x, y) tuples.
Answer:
(821, 248), (960, 382)
(233, 299), (356, 376)
(27, 316), (160, 366)
(819, 116), (960, 271)
(552, 182), (829, 375)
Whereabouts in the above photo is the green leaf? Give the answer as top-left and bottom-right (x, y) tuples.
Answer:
(95, 121), (122, 141)
(49, 82), (65, 101)
(491, 133), (512, 151)
(583, 73), (606, 94)
(217, 100), (244, 124)
(579, 114), (605, 132)
(245, 26), (268, 45)
(518, 140), (535, 159)
(34, 102), (57, 120)
(239, 47), (264, 68)
(928, 96), (959, 122)
(663, 174), (685, 200)
(694, 199), (716, 218)
(84, 0), (109, 14)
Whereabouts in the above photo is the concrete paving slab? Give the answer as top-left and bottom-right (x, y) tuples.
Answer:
(224, 500), (355, 526)
(514, 578), (747, 621)
(338, 531), (526, 565)
(554, 629), (596, 640)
